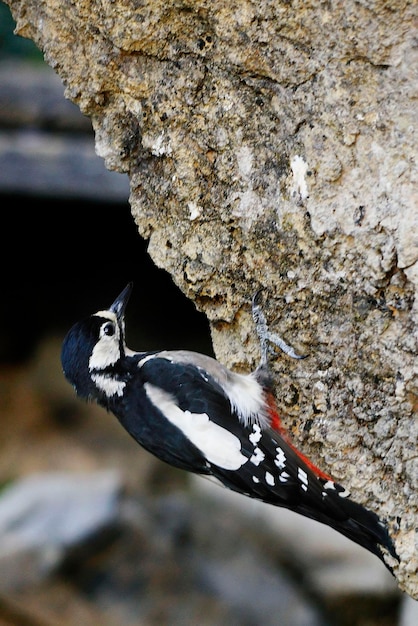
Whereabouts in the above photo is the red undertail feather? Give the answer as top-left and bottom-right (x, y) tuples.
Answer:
(265, 392), (333, 481)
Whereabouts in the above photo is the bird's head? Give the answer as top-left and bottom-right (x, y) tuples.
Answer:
(61, 283), (133, 399)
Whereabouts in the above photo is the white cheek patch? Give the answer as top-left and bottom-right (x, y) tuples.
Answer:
(144, 383), (248, 471)
(89, 313), (121, 370)
(90, 336), (120, 369)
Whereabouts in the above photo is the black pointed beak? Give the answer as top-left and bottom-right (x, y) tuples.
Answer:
(109, 283), (133, 320)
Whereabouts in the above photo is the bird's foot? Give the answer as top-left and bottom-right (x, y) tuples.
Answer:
(252, 291), (307, 366)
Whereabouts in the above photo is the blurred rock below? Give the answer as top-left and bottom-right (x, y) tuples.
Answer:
(0, 470), (122, 591)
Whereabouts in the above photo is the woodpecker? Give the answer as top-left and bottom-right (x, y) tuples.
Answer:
(61, 283), (398, 572)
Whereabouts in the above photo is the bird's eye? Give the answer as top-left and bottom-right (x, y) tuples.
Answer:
(103, 322), (115, 336)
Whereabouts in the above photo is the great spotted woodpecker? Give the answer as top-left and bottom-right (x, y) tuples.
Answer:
(61, 283), (398, 572)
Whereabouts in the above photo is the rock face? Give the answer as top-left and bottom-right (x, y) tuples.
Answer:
(6, 0), (417, 596)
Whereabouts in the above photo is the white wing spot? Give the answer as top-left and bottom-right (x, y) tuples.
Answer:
(265, 471), (275, 486)
(323, 480), (350, 498)
(337, 488), (350, 498)
(274, 447), (287, 469)
(249, 423), (262, 445)
(298, 467), (308, 486)
(279, 471), (290, 482)
(301, 484), (308, 492)
(250, 447), (265, 466)
(252, 476), (260, 483)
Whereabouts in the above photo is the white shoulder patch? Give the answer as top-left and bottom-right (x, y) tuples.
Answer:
(144, 383), (248, 471)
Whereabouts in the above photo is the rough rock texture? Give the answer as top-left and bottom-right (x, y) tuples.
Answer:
(6, 0), (417, 596)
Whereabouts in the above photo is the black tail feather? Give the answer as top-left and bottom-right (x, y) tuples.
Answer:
(301, 492), (399, 574)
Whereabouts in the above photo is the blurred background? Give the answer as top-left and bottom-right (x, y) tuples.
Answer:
(0, 3), (413, 625)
